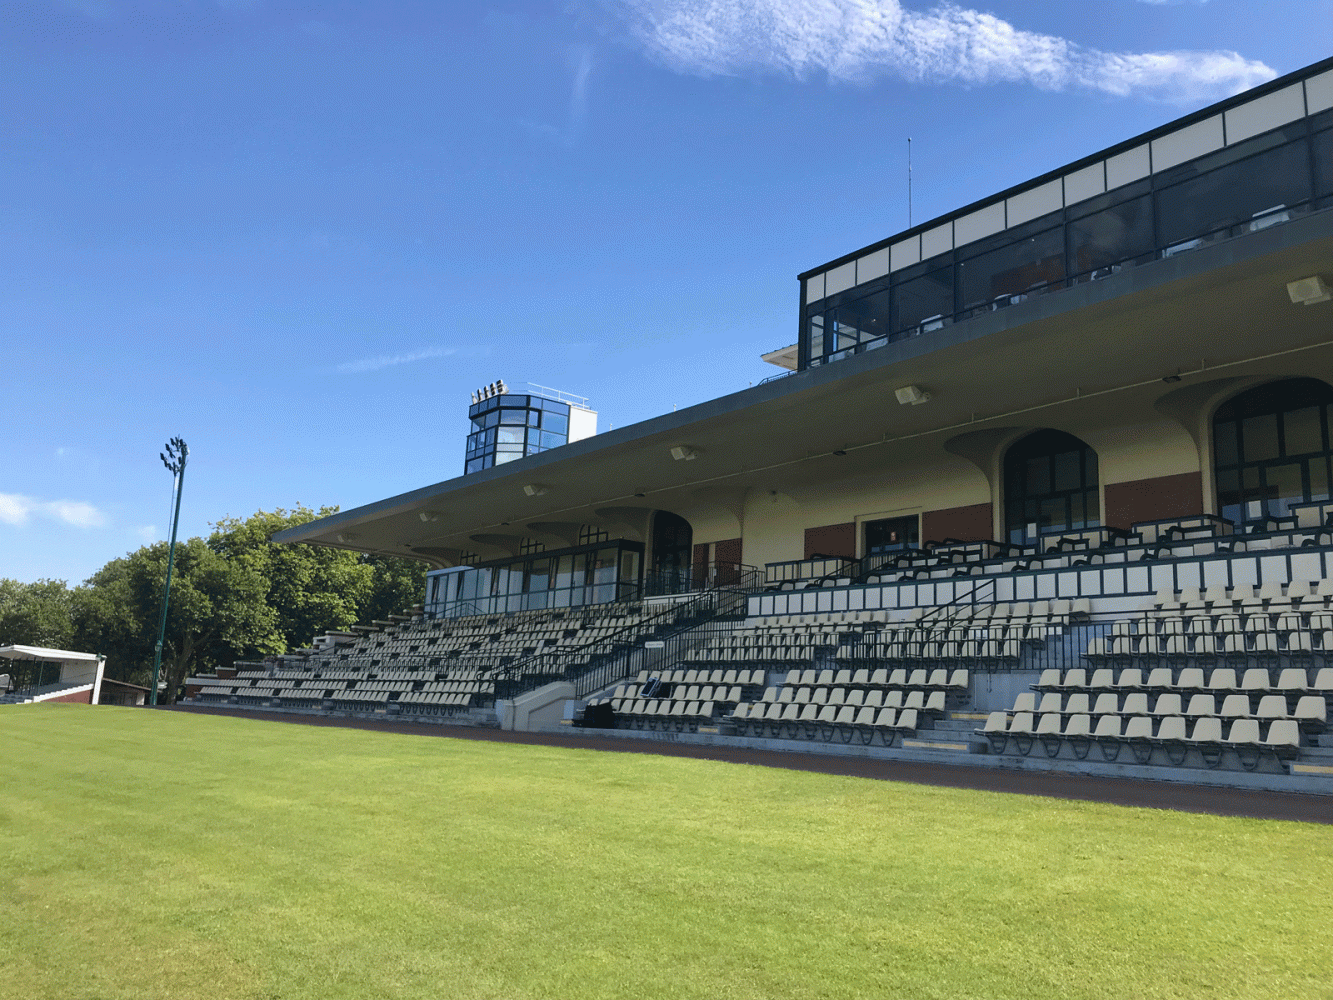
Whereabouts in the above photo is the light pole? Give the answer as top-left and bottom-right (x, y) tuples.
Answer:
(150, 437), (188, 706)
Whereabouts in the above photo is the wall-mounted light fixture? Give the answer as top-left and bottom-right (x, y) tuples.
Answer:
(1287, 276), (1331, 306)
(895, 384), (932, 406)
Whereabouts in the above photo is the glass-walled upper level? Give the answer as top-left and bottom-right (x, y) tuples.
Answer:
(799, 61), (1333, 370)
(425, 541), (643, 618)
(465, 393), (571, 474)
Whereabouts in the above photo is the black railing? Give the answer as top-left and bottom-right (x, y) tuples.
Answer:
(642, 561), (764, 598)
(484, 585), (752, 702)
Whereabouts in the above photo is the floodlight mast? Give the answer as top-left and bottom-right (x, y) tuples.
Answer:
(149, 437), (188, 706)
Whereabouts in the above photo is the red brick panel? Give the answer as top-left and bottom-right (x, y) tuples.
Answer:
(45, 689), (93, 704)
(713, 537), (742, 565)
(922, 503), (994, 543)
(804, 523), (856, 560)
(1103, 472), (1204, 531)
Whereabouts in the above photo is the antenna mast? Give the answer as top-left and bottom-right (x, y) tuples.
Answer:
(908, 137), (913, 228)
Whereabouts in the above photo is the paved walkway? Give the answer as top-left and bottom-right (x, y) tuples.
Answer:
(166, 705), (1333, 825)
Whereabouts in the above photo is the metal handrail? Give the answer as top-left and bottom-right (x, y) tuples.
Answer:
(484, 585), (752, 702)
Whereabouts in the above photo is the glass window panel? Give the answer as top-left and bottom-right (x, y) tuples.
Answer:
(891, 267), (953, 335)
(1067, 194), (1154, 277)
(1052, 450), (1082, 492)
(836, 290), (889, 347)
(543, 412), (568, 436)
(1312, 458), (1331, 503)
(494, 451), (522, 465)
(499, 409), (527, 425)
(528, 559), (552, 591)
(1026, 455), (1050, 495)
(1282, 405), (1323, 456)
(808, 312), (825, 360)
(483, 410), (499, 429)
(497, 426), (525, 445)
(1068, 490), (1085, 527)
(1216, 468), (1241, 508)
(1085, 489), (1101, 527)
(620, 550), (640, 589)
(1040, 496), (1065, 531)
(528, 410), (541, 426)
(1242, 413), (1279, 462)
(1315, 128), (1333, 197)
(1156, 140), (1312, 248)
(957, 225), (1064, 310)
(471, 418), (486, 433)
(1263, 463), (1305, 514)
(1214, 420), (1238, 466)
(465, 457), (485, 473)
(593, 547), (618, 586)
(554, 555), (574, 589)
(540, 430), (564, 448)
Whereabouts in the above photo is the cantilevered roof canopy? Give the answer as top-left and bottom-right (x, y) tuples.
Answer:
(0, 645), (101, 664)
(273, 211), (1333, 566)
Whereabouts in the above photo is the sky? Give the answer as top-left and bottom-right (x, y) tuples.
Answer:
(2, 0), (1330, 586)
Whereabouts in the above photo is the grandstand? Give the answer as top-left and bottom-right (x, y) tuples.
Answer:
(187, 58), (1333, 791)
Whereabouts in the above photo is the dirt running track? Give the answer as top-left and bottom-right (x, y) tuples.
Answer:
(166, 705), (1333, 825)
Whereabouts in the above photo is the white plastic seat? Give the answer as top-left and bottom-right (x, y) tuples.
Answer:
(1059, 668), (1087, 689)
(1174, 667), (1206, 690)
(1219, 694), (1253, 719)
(1294, 696), (1327, 725)
(1240, 668), (1272, 692)
(1184, 693), (1218, 717)
(1154, 716), (1188, 742)
(1012, 692), (1037, 713)
(1092, 692), (1120, 715)
(1064, 693), (1090, 715)
(1120, 693), (1149, 716)
(1152, 693), (1183, 717)
(1262, 720), (1301, 753)
(1145, 667), (1174, 689)
(1254, 695), (1289, 720)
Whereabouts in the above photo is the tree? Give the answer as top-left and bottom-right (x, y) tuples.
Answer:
(209, 507), (374, 653)
(85, 539), (280, 702)
(358, 553), (428, 625)
(0, 578), (77, 650)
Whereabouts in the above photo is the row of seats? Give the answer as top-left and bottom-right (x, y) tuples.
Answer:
(614, 699), (716, 730)
(977, 711), (1301, 769)
(1040, 665), (1333, 694)
(761, 686), (949, 714)
(1088, 632), (1333, 660)
(1013, 690), (1326, 725)
(728, 704), (919, 745)
(1155, 581), (1333, 613)
(1114, 612), (1333, 634)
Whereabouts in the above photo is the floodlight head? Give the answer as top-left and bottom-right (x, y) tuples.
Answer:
(1287, 276), (1331, 306)
(418, 511), (439, 523)
(895, 385), (932, 406)
(670, 445), (698, 461)
(523, 484), (549, 497)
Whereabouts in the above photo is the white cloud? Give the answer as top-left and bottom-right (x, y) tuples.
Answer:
(0, 493), (108, 529)
(602, 0), (1274, 102)
(0, 494), (33, 526)
(136, 525), (157, 543)
(46, 501), (108, 529)
(337, 346), (457, 374)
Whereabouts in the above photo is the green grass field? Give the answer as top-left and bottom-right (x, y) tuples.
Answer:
(2, 704), (1330, 1000)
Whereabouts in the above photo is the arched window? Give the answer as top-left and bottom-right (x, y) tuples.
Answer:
(1004, 430), (1100, 545)
(1213, 378), (1333, 527)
